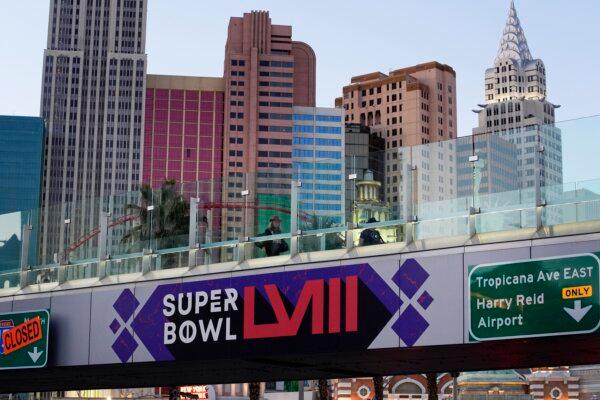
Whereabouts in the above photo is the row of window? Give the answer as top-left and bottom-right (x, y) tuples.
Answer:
(294, 173), (341, 181)
(294, 114), (342, 122)
(259, 71), (293, 78)
(293, 137), (342, 146)
(292, 150), (342, 159)
(257, 150), (292, 158)
(259, 125), (292, 132)
(259, 60), (294, 68)
(258, 138), (292, 145)
(298, 193), (341, 201)
(293, 125), (342, 134)
(293, 162), (342, 171)
(259, 113), (292, 120)
(259, 91), (293, 98)
(259, 81), (293, 88)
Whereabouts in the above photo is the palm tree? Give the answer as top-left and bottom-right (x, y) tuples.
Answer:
(249, 382), (261, 400)
(426, 373), (438, 400)
(372, 376), (383, 400)
(317, 379), (329, 400)
(121, 180), (189, 268)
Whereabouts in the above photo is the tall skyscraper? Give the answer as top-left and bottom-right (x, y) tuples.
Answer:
(0, 116), (45, 215)
(143, 75), (224, 247)
(40, 0), (147, 263)
(292, 106), (345, 226)
(0, 116), (45, 273)
(338, 62), (457, 215)
(221, 11), (316, 244)
(472, 0), (562, 190)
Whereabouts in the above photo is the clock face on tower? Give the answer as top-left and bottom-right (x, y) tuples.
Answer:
(550, 387), (562, 399)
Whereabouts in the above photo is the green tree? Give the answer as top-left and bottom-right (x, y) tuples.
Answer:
(372, 376), (383, 400)
(121, 180), (189, 268)
(249, 382), (261, 400)
(317, 379), (329, 400)
(426, 373), (438, 400)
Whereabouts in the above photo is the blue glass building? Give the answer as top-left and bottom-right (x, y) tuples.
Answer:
(292, 106), (345, 227)
(0, 116), (45, 275)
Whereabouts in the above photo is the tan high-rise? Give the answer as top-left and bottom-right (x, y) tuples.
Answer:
(221, 11), (316, 252)
(337, 62), (457, 214)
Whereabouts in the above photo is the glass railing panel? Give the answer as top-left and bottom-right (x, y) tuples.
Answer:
(296, 154), (346, 253)
(63, 261), (99, 281)
(0, 271), (20, 289)
(475, 187), (537, 233)
(354, 220), (405, 247)
(64, 193), (103, 265)
(152, 234), (190, 271)
(106, 255), (143, 276)
(23, 266), (58, 286)
(415, 215), (470, 241)
(298, 211), (346, 253)
(556, 116), (599, 184)
(249, 170), (292, 260)
(109, 190), (148, 258)
(0, 210), (25, 275)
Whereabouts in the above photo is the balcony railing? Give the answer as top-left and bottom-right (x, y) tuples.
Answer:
(0, 115), (599, 292)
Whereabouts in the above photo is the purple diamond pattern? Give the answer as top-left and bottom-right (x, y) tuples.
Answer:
(113, 289), (139, 323)
(112, 329), (138, 363)
(417, 291), (434, 310)
(109, 318), (121, 334)
(394, 259), (429, 298)
(392, 305), (429, 347)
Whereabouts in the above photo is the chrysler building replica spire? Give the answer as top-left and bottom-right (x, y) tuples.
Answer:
(473, 0), (562, 191)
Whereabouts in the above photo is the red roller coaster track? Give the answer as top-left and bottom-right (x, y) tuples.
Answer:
(63, 201), (310, 255)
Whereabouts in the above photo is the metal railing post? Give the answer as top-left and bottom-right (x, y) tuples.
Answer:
(20, 223), (32, 272)
(19, 223), (32, 289)
(188, 197), (199, 268)
(97, 211), (109, 279)
(403, 162), (417, 245)
(290, 180), (301, 256)
(535, 128), (546, 231)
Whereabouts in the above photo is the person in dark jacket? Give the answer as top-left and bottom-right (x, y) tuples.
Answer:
(359, 217), (385, 246)
(255, 215), (289, 256)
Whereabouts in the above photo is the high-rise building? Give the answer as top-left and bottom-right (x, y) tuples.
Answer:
(339, 62), (457, 146)
(143, 75), (224, 188)
(472, 0), (562, 190)
(143, 75), (224, 249)
(338, 62), (457, 215)
(0, 116), (45, 215)
(292, 106), (345, 225)
(0, 116), (45, 273)
(40, 0), (147, 263)
(222, 10), (316, 244)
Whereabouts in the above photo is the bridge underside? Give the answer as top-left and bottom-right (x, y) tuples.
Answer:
(3, 334), (599, 393)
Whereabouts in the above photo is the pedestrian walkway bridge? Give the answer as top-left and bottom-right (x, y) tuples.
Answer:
(0, 116), (600, 392)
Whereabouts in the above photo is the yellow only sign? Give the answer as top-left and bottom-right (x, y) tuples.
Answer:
(562, 285), (593, 299)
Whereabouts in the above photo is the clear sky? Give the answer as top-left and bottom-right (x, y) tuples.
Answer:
(0, 0), (599, 135)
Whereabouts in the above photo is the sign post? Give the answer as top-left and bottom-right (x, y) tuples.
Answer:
(0, 310), (49, 369)
(469, 253), (600, 341)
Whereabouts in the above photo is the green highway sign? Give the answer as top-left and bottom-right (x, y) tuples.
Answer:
(469, 253), (600, 341)
(0, 310), (49, 369)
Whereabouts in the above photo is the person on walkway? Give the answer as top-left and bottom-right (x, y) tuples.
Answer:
(255, 215), (289, 256)
(359, 217), (385, 246)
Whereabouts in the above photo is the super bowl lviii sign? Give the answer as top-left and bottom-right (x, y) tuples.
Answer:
(104, 258), (463, 363)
